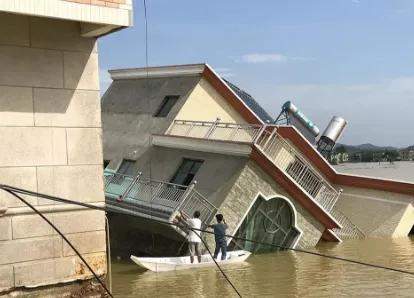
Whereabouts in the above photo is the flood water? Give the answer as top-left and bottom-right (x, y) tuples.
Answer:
(111, 237), (414, 297)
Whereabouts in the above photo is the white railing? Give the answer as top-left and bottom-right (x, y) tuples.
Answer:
(167, 119), (263, 143)
(331, 209), (365, 239)
(104, 171), (217, 225)
(166, 120), (341, 212)
(256, 129), (340, 212)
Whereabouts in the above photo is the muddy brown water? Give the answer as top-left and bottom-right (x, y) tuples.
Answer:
(111, 237), (414, 297)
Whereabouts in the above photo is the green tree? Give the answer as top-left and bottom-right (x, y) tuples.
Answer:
(335, 145), (347, 154)
(384, 150), (399, 163)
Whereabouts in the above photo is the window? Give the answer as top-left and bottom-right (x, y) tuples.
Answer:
(154, 95), (179, 117)
(117, 159), (136, 176)
(170, 158), (203, 186)
(103, 160), (110, 169)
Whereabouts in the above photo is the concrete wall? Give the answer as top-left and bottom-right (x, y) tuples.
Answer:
(336, 186), (414, 237)
(0, 0), (133, 29)
(134, 147), (324, 248)
(219, 161), (325, 249)
(102, 75), (250, 174)
(102, 76), (201, 170)
(0, 13), (106, 292)
(334, 161), (414, 183)
(137, 146), (248, 207)
(175, 77), (248, 124)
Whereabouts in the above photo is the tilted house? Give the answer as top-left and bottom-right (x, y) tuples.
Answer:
(102, 64), (414, 257)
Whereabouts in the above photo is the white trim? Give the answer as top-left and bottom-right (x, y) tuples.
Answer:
(342, 192), (412, 206)
(109, 64), (205, 80)
(0, 0), (132, 27)
(326, 229), (343, 243)
(4, 202), (105, 216)
(152, 135), (252, 157)
(229, 191), (303, 249)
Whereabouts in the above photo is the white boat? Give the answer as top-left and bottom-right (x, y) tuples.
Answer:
(130, 250), (251, 272)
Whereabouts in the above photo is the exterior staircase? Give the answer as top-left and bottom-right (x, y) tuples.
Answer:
(165, 120), (374, 241)
(167, 120), (341, 215)
(330, 209), (365, 239)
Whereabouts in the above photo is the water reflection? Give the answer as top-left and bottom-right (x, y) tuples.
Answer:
(112, 237), (414, 297)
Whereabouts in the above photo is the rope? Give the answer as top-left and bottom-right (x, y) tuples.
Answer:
(193, 228), (242, 297)
(142, 0), (156, 253)
(2, 188), (113, 298)
(177, 215), (241, 296)
(2, 184), (414, 298)
(3, 183), (414, 277)
(105, 216), (113, 293)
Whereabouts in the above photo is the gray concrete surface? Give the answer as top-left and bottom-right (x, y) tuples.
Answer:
(334, 161), (414, 182)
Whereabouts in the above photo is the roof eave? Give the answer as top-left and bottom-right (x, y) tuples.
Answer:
(202, 64), (264, 125)
(109, 63), (206, 80)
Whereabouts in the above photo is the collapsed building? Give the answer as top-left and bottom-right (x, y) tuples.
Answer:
(101, 64), (414, 257)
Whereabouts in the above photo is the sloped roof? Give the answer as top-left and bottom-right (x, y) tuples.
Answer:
(223, 79), (274, 123)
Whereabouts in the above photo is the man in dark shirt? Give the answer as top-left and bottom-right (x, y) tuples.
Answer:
(209, 213), (228, 260)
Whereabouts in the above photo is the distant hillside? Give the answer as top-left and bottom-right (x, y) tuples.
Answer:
(335, 143), (399, 153)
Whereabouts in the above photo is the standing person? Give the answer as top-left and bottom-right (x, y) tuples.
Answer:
(178, 211), (202, 263)
(209, 214), (228, 261)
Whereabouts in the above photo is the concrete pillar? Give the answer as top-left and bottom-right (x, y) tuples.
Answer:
(0, 13), (106, 292)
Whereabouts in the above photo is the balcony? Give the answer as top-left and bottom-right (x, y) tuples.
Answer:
(104, 171), (217, 227)
(166, 119), (341, 213)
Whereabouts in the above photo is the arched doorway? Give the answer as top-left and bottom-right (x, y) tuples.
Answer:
(232, 196), (301, 253)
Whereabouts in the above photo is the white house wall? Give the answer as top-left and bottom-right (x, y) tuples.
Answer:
(0, 13), (106, 292)
(175, 77), (248, 124)
(336, 186), (414, 237)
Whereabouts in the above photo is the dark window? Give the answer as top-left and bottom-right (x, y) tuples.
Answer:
(117, 159), (136, 176)
(103, 160), (110, 169)
(170, 158), (203, 186)
(154, 95), (179, 117)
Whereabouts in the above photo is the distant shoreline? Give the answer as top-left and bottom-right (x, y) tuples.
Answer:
(334, 161), (414, 183)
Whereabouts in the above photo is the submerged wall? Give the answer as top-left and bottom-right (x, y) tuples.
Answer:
(336, 186), (414, 238)
(219, 161), (326, 249)
(0, 13), (106, 292)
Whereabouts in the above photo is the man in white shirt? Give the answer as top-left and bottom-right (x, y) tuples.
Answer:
(180, 210), (202, 263)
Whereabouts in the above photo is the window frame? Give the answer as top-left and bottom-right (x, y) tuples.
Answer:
(153, 95), (180, 118)
(169, 158), (204, 186)
(103, 160), (110, 169)
(116, 159), (137, 176)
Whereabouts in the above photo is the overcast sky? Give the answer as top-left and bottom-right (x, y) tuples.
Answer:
(99, 0), (414, 147)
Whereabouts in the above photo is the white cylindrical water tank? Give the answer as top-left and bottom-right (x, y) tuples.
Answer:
(321, 116), (347, 143)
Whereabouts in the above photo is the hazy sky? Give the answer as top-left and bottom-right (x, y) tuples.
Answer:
(99, 0), (414, 147)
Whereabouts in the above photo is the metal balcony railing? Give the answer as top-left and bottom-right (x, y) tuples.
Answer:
(256, 129), (340, 212)
(331, 209), (365, 239)
(167, 119), (341, 212)
(167, 119), (263, 143)
(104, 171), (217, 225)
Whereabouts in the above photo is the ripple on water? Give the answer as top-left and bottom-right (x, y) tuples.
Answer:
(111, 237), (414, 297)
